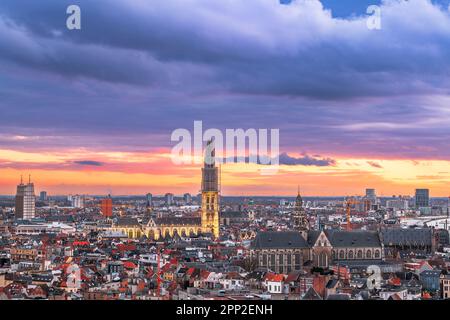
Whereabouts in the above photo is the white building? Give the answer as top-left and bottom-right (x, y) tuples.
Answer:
(71, 195), (85, 208)
(15, 177), (35, 220)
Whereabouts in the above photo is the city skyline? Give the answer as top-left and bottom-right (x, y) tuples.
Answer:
(2, 0), (450, 195)
(0, 175), (447, 199)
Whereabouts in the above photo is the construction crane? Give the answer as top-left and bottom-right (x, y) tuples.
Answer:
(344, 197), (362, 231)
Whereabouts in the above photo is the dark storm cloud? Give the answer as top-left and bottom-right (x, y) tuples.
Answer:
(222, 152), (335, 166)
(0, 0), (450, 160)
(279, 153), (336, 166)
(1, 0), (450, 97)
(73, 160), (104, 167)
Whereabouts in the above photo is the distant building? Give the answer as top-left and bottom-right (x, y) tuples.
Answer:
(71, 195), (85, 208)
(165, 193), (174, 206)
(366, 188), (376, 199)
(183, 193), (192, 204)
(386, 198), (409, 210)
(146, 193), (153, 207)
(364, 188), (378, 210)
(15, 176), (35, 220)
(100, 196), (113, 217)
(415, 189), (430, 208)
(39, 191), (48, 202)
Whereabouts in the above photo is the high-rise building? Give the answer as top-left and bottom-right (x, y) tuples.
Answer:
(71, 195), (85, 208)
(146, 193), (153, 207)
(183, 193), (192, 204)
(165, 193), (174, 206)
(39, 191), (48, 201)
(365, 188), (376, 199)
(201, 139), (220, 238)
(100, 195), (113, 217)
(15, 176), (35, 220)
(415, 189), (430, 208)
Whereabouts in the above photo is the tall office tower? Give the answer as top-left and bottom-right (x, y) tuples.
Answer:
(15, 176), (35, 220)
(71, 195), (85, 208)
(201, 139), (220, 238)
(415, 189), (430, 208)
(365, 188), (376, 199)
(39, 191), (48, 201)
(165, 193), (174, 206)
(100, 195), (113, 217)
(146, 193), (153, 207)
(183, 193), (192, 204)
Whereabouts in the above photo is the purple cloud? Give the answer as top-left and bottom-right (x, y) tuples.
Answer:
(0, 0), (450, 161)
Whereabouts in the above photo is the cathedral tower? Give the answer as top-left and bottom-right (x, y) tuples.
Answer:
(293, 187), (309, 240)
(201, 140), (220, 238)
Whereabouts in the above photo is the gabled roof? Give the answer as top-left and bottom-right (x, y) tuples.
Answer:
(302, 287), (322, 300)
(326, 230), (381, 248)
(252, 231), (309, 249)
(265, 273), (284, 282)
(307, 230), (322, 246)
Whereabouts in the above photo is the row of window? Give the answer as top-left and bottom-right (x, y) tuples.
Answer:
(333, 249), (381, 260)
(260, 253), (302, 266)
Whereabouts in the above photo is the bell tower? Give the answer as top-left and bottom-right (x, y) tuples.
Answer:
(201, 139), (220, 238)
(293, 187), (309, 240)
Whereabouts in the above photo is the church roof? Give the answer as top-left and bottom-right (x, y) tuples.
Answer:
(155, 217), (201, 226)
(325, 230), (381, 248)
(116, 218), (140, 227)
(380, 228), (432, 246)
(252, 231), (309, 249)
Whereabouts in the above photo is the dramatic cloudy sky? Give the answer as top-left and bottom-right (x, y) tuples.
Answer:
(1, 0), (450, 196)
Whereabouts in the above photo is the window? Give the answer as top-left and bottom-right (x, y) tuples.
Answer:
(348, 251), (353, 259)
(339, 251), (345, 259)
(374, 250), (380, 258)
(294, 254), (301, 265)
(319, 252), (328, 267)
(262, 254), (267, 266)
(270, 254), (276, 266)
(366, 250), (372, 259)
(357, 250), (363, 259)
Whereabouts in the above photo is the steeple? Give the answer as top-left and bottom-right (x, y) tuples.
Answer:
(201, 139), (220, 238)
(292, 187), (309, 239)
(295, 185), (303, 209)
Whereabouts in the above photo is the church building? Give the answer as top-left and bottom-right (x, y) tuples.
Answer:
(109, 140), (220, 240)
